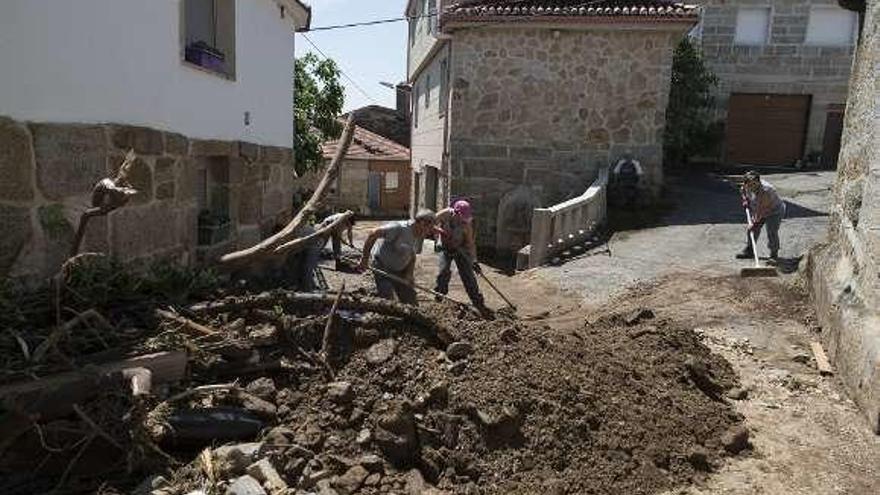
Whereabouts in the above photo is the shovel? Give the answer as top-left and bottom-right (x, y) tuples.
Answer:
(741, 204), (778, 278)
(476, 269), (517, 312)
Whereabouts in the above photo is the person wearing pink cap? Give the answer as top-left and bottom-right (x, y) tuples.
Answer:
(434, 200), (491, 316)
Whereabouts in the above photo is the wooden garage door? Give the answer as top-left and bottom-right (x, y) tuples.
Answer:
(725, 94), (811, 166)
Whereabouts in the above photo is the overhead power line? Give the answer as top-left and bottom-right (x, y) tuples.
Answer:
(309, 13), (438, 32)
(300, 33), (378, 104)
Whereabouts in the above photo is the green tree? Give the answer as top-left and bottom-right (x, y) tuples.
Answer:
(295, 53), (345, 175)
(664, 37), (720, 167)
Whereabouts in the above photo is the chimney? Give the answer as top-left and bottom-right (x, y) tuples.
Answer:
(396, 83), (412, 123)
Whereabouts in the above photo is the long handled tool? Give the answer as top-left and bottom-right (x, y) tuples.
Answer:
(344, 242), (480, 314)
(741, 204), (778, 278)
(476, 270), (517, 311)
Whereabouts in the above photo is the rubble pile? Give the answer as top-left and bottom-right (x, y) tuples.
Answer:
(0, 262), (748, 495)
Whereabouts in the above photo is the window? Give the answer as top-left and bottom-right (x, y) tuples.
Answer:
(183, 0), (236, 78)
(734, 7), (770, 46)
(425, 73), (432, 109)
(413, 83), (420, 128)
(806, 7), (858, 46)
(439, 58), (449, 114)
(385, 171), (399, 190)
(429, 0), (438, 36)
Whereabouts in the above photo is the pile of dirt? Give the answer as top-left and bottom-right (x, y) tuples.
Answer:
(1, 267), (747, 495)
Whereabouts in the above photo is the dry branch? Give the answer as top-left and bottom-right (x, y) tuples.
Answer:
(219, 114), (358, 267)
(155, 309), (219, 338)
(189, 291), (453, 345)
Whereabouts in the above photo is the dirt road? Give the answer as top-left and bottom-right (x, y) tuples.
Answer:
(341, 168), (879, 494)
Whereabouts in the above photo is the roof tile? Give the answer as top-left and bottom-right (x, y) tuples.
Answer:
(445, 0), (697, 20)
(322, 124), (410, 162)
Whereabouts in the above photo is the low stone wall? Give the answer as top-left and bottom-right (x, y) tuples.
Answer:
(805, 1), (880, 433)
(0, 116), (295, 282)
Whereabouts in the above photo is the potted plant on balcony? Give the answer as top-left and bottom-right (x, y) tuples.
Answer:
(185, 41), (226, 73)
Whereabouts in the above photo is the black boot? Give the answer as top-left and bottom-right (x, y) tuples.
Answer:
(735, 247), (754, 259)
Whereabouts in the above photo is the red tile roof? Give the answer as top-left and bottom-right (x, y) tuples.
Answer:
(445, 0), (697, 22)
(322, 124), (410, 162)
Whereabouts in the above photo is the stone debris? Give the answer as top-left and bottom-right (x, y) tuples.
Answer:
(332, 465), (369, 495)
(327, 381), (355, 404)
(225, 475), (267, 495)
(446, 341), (474, 361)
(246, 458), (288, 492)
(365, 339), (397, 365)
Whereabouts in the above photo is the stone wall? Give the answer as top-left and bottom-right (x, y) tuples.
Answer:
(805, 0), (880, 432)
(700, 0), (855, 158)
(448, 26), (684, 251)
(0, 116), (295, 281)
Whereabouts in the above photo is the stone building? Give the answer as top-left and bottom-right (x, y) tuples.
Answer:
(322, 121), (413, 217)
(807, 0), (879, 432)
(0, 0), (311, 281)
(406, 0), (697, 254)
(696, 0), (858, 167)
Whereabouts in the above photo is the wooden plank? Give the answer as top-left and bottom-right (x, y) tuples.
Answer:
(810, 342), (834, 376)
(0, 351), (188, 420)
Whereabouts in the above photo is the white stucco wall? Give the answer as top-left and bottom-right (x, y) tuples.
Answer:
(0, 0), (296, 147)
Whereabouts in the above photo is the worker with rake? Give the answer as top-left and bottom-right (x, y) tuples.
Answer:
(433, 200), (492, 318)
(357, 209), (437, 304)
(316, 212), (356, 270)
(737, 171), (786, 262)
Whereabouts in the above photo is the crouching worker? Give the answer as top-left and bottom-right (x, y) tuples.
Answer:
(316, 211), (356, 270)
(737, 171), (786, 261)
(357, 209), (436, 305)
(434, 200), (491, 317)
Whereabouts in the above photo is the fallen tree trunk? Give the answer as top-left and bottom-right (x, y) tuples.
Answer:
(188, 291), (453, 345)
(272, 210), (355, 256)
(218, 114), (358, 267)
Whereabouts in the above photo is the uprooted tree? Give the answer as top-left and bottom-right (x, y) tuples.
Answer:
(218, 114), (358, 268)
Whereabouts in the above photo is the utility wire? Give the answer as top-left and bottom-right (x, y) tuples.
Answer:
(309, 12), (439, 32)
(300, 33), (378, 104)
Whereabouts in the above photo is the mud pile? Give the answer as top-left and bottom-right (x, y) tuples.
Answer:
(1, 268), (748, 495)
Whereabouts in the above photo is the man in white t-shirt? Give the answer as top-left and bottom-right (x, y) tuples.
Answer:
(737, 171), (786, 260)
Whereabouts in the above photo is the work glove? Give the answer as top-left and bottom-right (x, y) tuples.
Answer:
(472, 262), (482, 274)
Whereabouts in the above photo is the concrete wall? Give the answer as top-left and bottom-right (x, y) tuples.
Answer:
(806, 0), (880, 432)
(447, 26), (684, 251)
(0, 117), (295, 281)
(334, 159), (370, 215)
(411, 45), (451, 214)
(0, 0), (296, 147)
(700, 0), (856, 159)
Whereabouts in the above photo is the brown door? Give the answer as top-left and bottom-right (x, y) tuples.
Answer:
(821, 105), (845, 169)
(725, 94), (811, 166)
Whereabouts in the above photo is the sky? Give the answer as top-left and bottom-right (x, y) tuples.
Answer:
(296, 0), (408, 112)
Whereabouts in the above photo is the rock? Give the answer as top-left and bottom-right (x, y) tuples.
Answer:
(625, 308), (655, 326)
(332, 465), (369, 495)
(263, 426), (295, 446)
(246, 458), (287, 492)
(356, 428), (372, 445)
(245, 378), (277, 402)
(447, 361), (467, 375)
(301, 468), (333, 489)
(365, 339), (397, 364)
(327, 381), (354, 404)
(499, 327), (519, 343)
(721, 425), (751, 455)
(225, 475), (266, 495)
(239, 392), (277, 419)
(420, 447), (446, 482)
(685, 356), (723, 401)
(427, 381), (449, 407)
(353, 328), (381, 346)
(358, 454), (384, 472)
(213, 443), (265, 476)
(725, 387), (749, 401)
(364, 473), (382, 486)
(446, 342), (474, 361)
(404, 469), (427, 494)
(294, 424), (326, 451)
(315, 479), (339, 495)
(374, 400), (419, 466)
